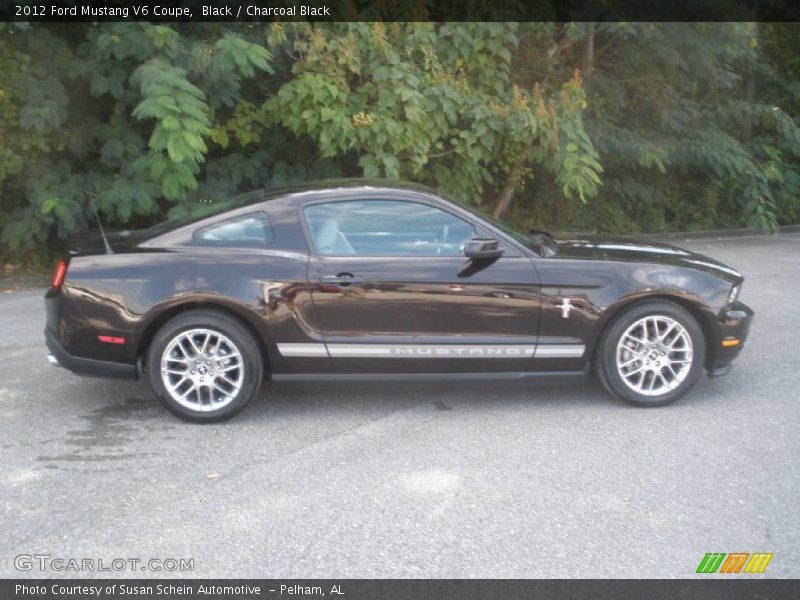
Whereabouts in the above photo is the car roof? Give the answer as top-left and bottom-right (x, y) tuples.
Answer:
(259, 178), (441, 202)
(137, 179), (446, 247)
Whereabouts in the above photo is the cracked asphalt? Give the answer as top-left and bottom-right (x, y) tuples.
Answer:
(1, 233), (798, 578)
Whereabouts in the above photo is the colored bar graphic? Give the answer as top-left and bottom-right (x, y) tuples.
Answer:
(744, 553), (773, 574)
(696, 553), (713, 573)
(719, 553), (749, 573)
(697, 553), (726, 573)
(697, 552), (773, 574)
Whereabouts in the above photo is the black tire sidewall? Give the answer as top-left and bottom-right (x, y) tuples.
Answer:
(597, 301), (706, 407)
(146, 310), (264, 422)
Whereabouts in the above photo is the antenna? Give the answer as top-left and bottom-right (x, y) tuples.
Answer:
(87, 193), (114, 255)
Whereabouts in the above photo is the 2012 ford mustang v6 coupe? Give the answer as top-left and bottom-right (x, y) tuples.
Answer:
(45, 180), (753, 421)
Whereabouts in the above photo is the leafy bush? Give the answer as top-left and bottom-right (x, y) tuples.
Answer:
(0, 22), (798, 262)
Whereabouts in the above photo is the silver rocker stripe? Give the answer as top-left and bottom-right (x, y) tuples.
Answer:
(328, 344), (536, 358)
(535, 344), (585, 358)
(276, 343), (328, 357)
(277, 343), (585, 359)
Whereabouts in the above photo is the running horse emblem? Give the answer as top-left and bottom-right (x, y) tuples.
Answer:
(557, 298), (574, 319)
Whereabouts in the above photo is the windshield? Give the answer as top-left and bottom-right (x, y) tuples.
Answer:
(451, 200), (541, 249)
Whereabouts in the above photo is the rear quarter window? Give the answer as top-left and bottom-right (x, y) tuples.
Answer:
(193, 212), (274, 247)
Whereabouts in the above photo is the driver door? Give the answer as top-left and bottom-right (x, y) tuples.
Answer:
(301, 198), (541, 374)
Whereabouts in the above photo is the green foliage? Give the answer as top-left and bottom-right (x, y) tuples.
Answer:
(574, 22), (800, 232)
(263, 23), (602, 210)
(0, 23), (279, 252)
(132, 59), (212, 199)
(0, 21), (798, 259)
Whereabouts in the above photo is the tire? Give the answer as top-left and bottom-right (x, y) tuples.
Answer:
(146, 310), (264, 422)
(595, 300), (706, 407)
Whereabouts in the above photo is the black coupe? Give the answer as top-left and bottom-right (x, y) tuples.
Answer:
(45, 180), (753, 421)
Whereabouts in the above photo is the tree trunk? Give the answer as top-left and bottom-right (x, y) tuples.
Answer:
(492, 185), (516, 220)
(743, 74), (755, 141)
(493, 163), (523, 219)
(743, 23), (758, 142)
(583, 23), (595, 80)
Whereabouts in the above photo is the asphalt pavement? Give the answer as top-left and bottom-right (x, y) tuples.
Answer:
(1, 233), (798, 578)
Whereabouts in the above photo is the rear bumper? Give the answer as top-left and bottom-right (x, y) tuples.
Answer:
(706, 301), (753, 377)
(45, 328), (139, 380)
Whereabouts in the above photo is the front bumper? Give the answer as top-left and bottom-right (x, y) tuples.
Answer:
(706, 300), (753, 377)
(45, 328), (139, 380)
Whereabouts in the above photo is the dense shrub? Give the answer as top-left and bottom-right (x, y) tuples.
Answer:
(0, 22), (797, 262)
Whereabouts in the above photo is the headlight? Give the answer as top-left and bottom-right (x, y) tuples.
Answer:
(728, 284), (741, 305)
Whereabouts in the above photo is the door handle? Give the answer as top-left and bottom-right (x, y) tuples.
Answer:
(320, 274), (364, 287)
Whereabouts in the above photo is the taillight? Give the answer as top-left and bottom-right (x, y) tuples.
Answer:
(51, 260), (68, 290)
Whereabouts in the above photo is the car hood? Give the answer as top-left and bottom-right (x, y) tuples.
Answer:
(552, 235), (743, 283)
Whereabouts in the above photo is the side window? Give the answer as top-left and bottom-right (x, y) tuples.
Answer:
(304, 200), (476, 256)
(193, 212), (274, 247)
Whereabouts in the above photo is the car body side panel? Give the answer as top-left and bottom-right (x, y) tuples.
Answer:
(532, 256), (740, 371)
(46, 247), (334, 375)
(306, 255), (541, 373)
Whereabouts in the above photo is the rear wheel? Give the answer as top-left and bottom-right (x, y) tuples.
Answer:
(596, 301), (706, 407)
(146, 310), (264, 422)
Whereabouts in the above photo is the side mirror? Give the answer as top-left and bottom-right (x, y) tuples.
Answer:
(464, 236), (504, 260)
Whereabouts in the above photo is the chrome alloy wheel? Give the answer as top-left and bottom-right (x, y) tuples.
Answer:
(160, 328), (244, 412)
(615, 315), (693, 397)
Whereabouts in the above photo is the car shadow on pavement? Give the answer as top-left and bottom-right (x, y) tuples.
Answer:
(61, 367), (734, 430)
(241, 378), (614, 421)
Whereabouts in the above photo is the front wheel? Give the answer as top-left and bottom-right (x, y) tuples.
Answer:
(146, 310), (264, 422)
(596, 301), (706, 407)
